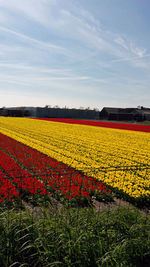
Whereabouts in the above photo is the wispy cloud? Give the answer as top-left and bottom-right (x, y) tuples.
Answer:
(0, 62), (72, 74)
(111, 52), (150, 64)
(0, 0), (55, 26)
(0, 63), (107, 85)
(0, 0), (148, 68)
(114, 37), (129, 50)
(0, 26), (68, 54)
(113, 35), (150, 68)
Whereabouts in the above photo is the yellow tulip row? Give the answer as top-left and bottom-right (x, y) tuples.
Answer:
(0, 117), (150, 198)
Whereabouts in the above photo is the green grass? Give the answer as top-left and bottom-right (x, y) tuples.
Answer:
(0, 204), (150, 267)
(98, 120), (150, 125)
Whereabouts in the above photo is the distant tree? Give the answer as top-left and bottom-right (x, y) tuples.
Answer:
(53, 105), (60, 109)
(93, 107), (99, 111)
(45, 105), (51, 108)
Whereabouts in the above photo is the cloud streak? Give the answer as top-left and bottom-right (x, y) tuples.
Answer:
(111, 53), (150, 62)
(0, 26), (69, 55)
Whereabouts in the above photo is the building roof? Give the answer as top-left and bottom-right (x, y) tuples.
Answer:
(101, 107), (150, 114)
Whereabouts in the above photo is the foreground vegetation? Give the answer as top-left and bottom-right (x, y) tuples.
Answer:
(0, 204), (150, 267)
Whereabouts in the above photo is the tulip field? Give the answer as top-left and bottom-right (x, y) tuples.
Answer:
(0, 117), (150, 206)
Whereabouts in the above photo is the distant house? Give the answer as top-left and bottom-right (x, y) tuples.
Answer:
(0, 107), (30, 117)
(99, 107), (150, 121)
(137, 107), (150, 121)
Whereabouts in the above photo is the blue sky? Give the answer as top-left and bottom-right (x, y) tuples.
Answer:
(0, 0), (150, 109)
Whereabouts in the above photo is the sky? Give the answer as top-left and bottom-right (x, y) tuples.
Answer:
(0, 0), (150, 110)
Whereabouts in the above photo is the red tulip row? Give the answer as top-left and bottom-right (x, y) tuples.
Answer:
(34, 118), (150, 133)
(0, 169), (19, 202)
(0, 133), (111, 202)
(0, 149), (48, 199)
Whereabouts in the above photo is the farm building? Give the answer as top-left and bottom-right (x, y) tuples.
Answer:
(99, 107), (150, 121)
(0, 106), (99, 120)
(36, 107), (99, 119)
(0, 107), (31, 117)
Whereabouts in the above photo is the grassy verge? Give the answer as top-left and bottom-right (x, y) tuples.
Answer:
(0, 204), (150, 267)
(98, 120), (150, 125)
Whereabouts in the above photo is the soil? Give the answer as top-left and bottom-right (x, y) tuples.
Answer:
(93, 197), (150, 216)
(22, 196), (150, 220)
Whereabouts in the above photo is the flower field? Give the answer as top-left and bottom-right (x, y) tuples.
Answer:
(36, 118), (150, 133)
(0, 117), (150, 204)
